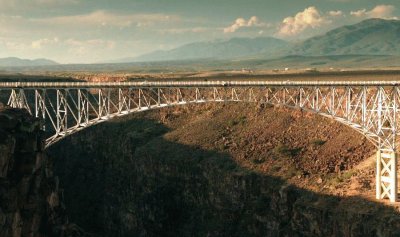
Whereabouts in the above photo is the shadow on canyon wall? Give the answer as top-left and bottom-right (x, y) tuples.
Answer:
(48, 114), (400, 237)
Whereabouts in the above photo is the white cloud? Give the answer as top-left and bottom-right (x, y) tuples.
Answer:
(65, 38), (115, 48)
(328, 10), (343, 17)
(278, 6), (327, 37)
(34, 0), (78, 4)
(32, 11), (178, 29)
(350, 5), (396, 19)
(31, 37), (59, 49)
(223, 16), (266, 33)
(4, 41), (28, 51)
(351, 9), (367, 17)
(57, 38), (115, 61)
(160, 27), (210, 34)
(0, 0), (78, 10)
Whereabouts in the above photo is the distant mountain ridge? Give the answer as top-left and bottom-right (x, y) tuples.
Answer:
(0, 57), (59, 67)
(129, 37), (289, 62)
(127, 18), (400, 63)
(287, 18), (400, 56)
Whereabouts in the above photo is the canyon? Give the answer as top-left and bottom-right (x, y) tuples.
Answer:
(2, 75), (400, 236)
(45, 103), (400, 236)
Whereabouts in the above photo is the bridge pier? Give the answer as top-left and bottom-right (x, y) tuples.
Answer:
(376, 150), (398, 202)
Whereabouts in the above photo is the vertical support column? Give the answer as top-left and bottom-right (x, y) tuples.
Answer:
(249, 88), (255, 102)
(176, 88), (181, 103)
(376, 150), (398, 202)
(98, 89), (103, 118)
(118, 88), (131, 114)
(107, 89), (111, 117)
(129, 88), (135, 111)
(56, 89), (68, 135)
(98, 89), (110, 118)
(314, 87), (319, 111)
(298, 87), (303, 108)
(329, 87), (335, 116)
(157, 88), (161, 105)
(118, 88), (123, 113)
(346, 87), (351, 120)
(376, 86), (398, 202)
(361, 86), (367, 127)
(78, 89), (89, 126)
(138, 89), (142, 109)
(35, 89), (46, 130)
(195, 88), (200, 102)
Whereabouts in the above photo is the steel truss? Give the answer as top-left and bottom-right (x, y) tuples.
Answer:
(1, 81), (399, 202)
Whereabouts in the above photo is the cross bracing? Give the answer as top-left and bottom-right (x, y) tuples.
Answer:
(1, 80), (399, 202)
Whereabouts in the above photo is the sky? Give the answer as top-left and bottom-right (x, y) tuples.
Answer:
(0, 0), (399, 64)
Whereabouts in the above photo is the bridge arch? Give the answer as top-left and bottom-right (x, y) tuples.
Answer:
(1, 80), (399, 202)
(43, 98), (379, 150)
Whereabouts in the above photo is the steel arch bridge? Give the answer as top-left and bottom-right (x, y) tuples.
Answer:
(1, 80), (400, 202)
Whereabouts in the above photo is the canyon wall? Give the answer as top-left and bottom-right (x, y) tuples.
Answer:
(0, 108), (82, 237)
(1, 104), (398, 237)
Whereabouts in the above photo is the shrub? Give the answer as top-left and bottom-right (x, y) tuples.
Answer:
(311, 139), (326, 146)
(326, 170), (356, 186)
(252, 157), (265, 164)
(227, 116), (247, 127)
(270, 164), (282, 172)
(274, 144), (301, 158)
(284, 166), (302, 179)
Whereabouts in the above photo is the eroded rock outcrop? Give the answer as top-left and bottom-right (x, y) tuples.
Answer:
(0, 108), (82, 237)
(74, 74), (128, 82)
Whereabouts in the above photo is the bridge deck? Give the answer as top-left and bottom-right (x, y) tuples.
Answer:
(1, 80), (400, 88)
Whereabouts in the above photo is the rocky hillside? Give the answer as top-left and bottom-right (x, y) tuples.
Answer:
(49, 103), (400, 236)
(131, 37), (289, 62)
(0, 108), (82, 237)
(288, 18), (400, 56)
(0, 57), (58, 67)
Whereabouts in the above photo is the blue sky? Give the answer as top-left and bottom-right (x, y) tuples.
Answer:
(0, 0), (398, 63)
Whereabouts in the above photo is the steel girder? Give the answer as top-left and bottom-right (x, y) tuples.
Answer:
(1, 84), (400, 202)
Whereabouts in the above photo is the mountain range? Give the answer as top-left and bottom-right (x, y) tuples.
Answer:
(2, 18), (400, 68)
(287, 18), (400, 56)
(125, 18), (400, 63)
(0, 57), (58, 67)
(130, 37), (289, 62)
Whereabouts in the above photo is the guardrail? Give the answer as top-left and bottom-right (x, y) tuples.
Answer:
(1, 80), (400, 88)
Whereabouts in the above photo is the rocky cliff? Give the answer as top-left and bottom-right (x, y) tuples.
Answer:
(0, 108), (82, 237)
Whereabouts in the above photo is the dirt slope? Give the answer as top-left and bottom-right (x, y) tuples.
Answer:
(153, 103), (376, 197)
(50, 102), (398, 236)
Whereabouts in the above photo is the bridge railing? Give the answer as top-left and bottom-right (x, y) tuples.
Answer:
(1, 80), (400, 89)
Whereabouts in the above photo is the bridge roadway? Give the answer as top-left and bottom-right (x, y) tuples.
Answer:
(1, 80), (400, 203)
(1, 80), (400, 88)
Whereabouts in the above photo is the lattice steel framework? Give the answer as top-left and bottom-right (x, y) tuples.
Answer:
(1, 81), (399, 202)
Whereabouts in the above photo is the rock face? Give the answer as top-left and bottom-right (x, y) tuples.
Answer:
(74, 74), (128, 82)
(0, 108), (81, 237)
(49, 104), (400, 237)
